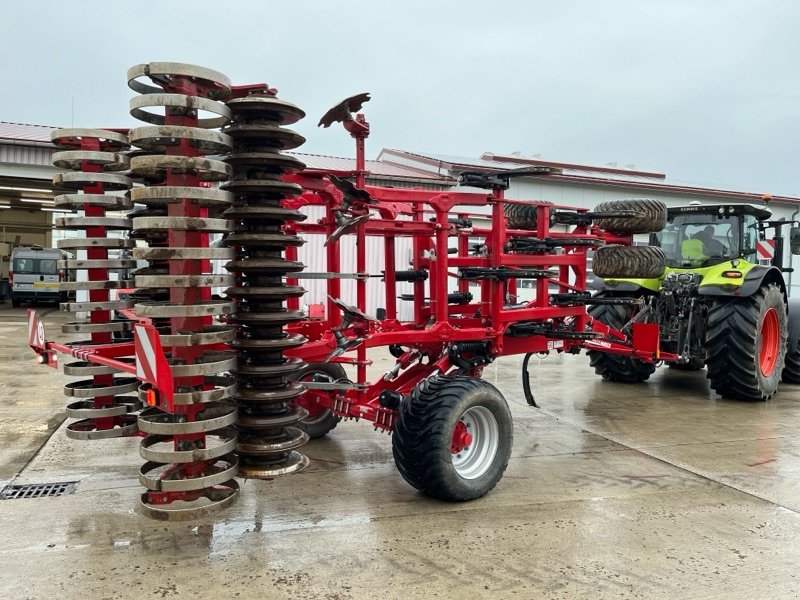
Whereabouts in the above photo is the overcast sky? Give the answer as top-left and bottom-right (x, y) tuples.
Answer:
(2, 1), (798, 195)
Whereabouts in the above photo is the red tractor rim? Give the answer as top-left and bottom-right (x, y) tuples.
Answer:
(760, 307), (780, 377)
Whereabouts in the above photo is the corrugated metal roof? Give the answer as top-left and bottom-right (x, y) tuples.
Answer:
(0, 121), (59, 143)
(381, 148), (665, 182)
(380, 148), (800, 204)
(289, 152), (454, 182)
(481, 152), (666, 180)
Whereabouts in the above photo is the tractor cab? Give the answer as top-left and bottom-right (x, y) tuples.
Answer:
(648, 204), (771, 269)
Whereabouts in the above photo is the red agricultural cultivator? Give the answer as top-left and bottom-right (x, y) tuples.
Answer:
(29, 62), (671, 520)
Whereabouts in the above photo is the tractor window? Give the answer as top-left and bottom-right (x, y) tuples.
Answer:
(650, 213), (740, 268)
(742, 215), (758, 262)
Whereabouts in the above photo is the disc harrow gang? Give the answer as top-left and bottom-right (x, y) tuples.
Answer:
(127, 62), (239, 520)
(51, 128), (141, 439)
(222, 92), (310, 478)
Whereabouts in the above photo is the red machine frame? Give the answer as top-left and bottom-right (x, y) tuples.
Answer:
(26, 79), (678, 518)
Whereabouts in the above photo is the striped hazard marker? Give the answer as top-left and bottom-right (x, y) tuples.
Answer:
(134, 323), (174, 410)
(757, 239), (776, 261)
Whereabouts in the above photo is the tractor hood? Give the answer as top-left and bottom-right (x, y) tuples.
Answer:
(602, 260), (776, 297)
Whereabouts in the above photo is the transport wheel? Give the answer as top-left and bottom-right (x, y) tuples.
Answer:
(706, 282), (787, 400)
(504, 201), (552, 230)
(11, 295), (20, 308)
(291, 362), (345, 439)
(592, 245), (666, 279)
(593, 198), (667, 234)
(587, 292), (656, 383)
(782, 347), (800, 383)
(392, 375), (513, 501)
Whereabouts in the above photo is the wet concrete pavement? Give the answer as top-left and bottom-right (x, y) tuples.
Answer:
(2, 305), (800, 599)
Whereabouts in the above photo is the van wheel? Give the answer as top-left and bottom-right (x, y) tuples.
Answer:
(11, 296), (20, 308)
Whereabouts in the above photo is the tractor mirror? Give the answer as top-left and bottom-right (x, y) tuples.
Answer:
(791, 227), (800, 255)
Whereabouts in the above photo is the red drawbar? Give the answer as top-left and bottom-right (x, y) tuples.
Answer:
(632, 323), (660, 358)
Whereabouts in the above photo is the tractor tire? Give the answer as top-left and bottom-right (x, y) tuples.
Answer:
(392, 375), (513, 502)
(782, 348), (800, 383)
(593, 198), (668, 234)
(504, 201), (552, 230)
(706, 282), (788, 401)
(592, 245), (666, 279)
(587, 292), (656, 383)
(291, 362), (345, 439)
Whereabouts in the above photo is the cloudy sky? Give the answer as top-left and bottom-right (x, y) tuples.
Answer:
(2, 1), (798, 195)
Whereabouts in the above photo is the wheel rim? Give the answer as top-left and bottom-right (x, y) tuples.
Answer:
(760, 307), (780, 377)
(295, 371), (332, 422)
(450, 406), (499, 480)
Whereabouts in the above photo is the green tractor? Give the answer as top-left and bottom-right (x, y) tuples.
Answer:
(588, 202), (800, 401)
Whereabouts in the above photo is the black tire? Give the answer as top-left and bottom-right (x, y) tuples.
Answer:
(593, 198), (668, 234)
(592, 245), (666, 279)
(11, 295), (20, 308)
(290, 362), (345, 438)
(587, 292), (656, 382)
(706, 282), (788, 401)
(504, 201), (553, 230)
(782, 347), (800, 383)
(392, 375), (513, 502)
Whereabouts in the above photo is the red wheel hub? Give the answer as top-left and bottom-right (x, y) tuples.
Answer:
(760, 307), (780, 377)
(451, 421), (473, 454)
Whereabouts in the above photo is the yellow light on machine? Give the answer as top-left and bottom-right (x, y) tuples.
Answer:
(721, 270), (743, 278)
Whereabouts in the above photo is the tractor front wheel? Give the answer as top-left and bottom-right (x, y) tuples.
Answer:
(706, 282), (787, 400)
(392, 375), (513, 501)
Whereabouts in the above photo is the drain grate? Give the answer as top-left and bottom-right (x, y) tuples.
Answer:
(0, 481), (79, 500)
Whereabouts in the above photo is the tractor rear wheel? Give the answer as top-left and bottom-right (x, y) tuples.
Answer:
(592, 245), (666, 279)
(782, 348), (800, 383)
(593, 198), (668, 234)
(291, 362), (345, 439)
(706, 282), (787, 401)
(392, 375), (513, 501)
(587, 292), (656, 383)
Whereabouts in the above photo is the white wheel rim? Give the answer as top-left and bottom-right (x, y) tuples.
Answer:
(451, 406), (499, 479)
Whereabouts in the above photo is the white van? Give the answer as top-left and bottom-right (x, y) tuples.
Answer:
(9, 246), (71, 307)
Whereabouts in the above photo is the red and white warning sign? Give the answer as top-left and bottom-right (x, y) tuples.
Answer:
(757, 239), (776, 261)
(27, 309), (46, 350)
(134, 323), (174, 410)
